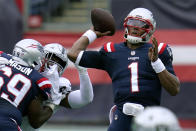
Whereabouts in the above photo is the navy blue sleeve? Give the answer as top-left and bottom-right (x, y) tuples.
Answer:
(0, 52), (12, 60)
(31, 71), (52, 100)
(79, 47), (106, 70)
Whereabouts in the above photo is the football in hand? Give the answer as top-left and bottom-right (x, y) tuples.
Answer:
(91, 8), (116, 36)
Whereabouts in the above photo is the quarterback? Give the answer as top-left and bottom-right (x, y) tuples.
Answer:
(68, 8), (180, 131)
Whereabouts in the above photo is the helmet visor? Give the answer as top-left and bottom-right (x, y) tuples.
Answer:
(126, 19), (150, 29)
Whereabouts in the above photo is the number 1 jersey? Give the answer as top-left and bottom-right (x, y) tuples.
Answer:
(79, 42), (175, 110)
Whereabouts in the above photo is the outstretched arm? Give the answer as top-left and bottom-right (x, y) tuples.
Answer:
(149, 37), (180, 96)
(68, 28), (111, 63)
(60, 65), (94, 108)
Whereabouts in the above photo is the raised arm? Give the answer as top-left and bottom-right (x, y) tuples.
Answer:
(67, 28), (111, 62)
(60, 65), (94, 108)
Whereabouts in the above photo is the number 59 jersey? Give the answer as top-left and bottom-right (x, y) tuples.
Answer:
(0, 52), (52, 116)
(79, 42), (175, 110)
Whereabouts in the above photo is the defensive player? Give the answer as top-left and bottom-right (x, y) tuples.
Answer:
(21, 43), (94, 131)
(0, 39), (63, 130)
(67, 8), (180, 131)
(131, 106), (182, 131)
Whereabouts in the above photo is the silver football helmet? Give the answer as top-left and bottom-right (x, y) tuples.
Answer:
(132, 106), (182, 131)
(12, 39), (44, 70)
(124, 8), (156, 44)
(44, 43), (68, 76)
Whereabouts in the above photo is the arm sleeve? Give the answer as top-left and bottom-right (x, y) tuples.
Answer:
(67, 72), (94, 109)
(78, 48), (106, 70)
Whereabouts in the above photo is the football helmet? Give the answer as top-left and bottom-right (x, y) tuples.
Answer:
(44, 43), (68, 76)
(12, 39), (44, 70)
(124, 8), (156, 44)
(132, 106), (182, 131)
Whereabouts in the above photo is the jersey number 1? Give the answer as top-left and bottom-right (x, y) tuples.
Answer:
(128, 62), (139, 92)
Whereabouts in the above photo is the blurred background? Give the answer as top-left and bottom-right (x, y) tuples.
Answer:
(1, 0), (196, 130)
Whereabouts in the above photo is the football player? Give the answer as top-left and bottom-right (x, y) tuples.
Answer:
(132, 106), (182, 131)
(21, 43), (94, 131)
(0, 39), (63, 130)
(67, 8), (180, 131)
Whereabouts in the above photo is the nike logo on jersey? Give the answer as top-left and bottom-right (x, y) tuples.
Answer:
(9, 59), (33, 75)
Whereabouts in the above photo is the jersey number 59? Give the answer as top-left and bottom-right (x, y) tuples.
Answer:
(0, 66), (31, 107)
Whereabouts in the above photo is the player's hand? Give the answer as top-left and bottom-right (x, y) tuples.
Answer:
(148, 36), (158, 62)
(91, 27), (111, 38)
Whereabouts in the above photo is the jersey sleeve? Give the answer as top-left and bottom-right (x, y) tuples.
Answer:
(158, 43), (175, 75)
(79, 42), (115, 70)
(0, 51), (12, 60)
(36, 77), (52, 100)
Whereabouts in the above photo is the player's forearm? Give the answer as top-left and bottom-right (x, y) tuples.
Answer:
(158, 70), (180, 96)
(78, 73), (94, 103)
(28, 99), (53, 129)
(30, 106), (53, 129)
(68, 36), (89, 62)
(68, 73), (94, 108)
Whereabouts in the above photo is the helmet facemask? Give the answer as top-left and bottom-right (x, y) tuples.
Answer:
(44, 52), (68, 76)
(43, 43), (68, 76)
(124, 17), (153, 44)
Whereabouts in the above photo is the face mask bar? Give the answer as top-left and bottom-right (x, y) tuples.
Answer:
(44, 52), (67, 74)
(124, 17), (153, 39)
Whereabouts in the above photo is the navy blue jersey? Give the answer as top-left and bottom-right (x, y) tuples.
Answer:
(79, 42), (175, 109)
(0, 51), (51, 119)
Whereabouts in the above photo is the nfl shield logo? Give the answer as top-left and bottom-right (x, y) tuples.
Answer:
(131, 51), (135, 56)
(114, 114), (118, 120)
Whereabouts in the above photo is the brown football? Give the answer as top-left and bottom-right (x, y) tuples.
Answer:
(91, 8), (116, 36)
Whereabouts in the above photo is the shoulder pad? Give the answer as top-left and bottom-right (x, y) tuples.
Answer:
(59, 77), (72, 92)
(103, 42), (115, 52)
(158, 43), (167, 54)
(0, 57), (9, 65)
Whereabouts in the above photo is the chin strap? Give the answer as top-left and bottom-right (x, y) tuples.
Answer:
(126, 35), (142, 44)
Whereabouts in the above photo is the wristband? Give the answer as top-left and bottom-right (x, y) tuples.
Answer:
(82, 30), (97, 44)
(151, 58), (166, 73)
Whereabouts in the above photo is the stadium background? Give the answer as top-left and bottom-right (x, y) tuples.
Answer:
(1, 0), (196, 130)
